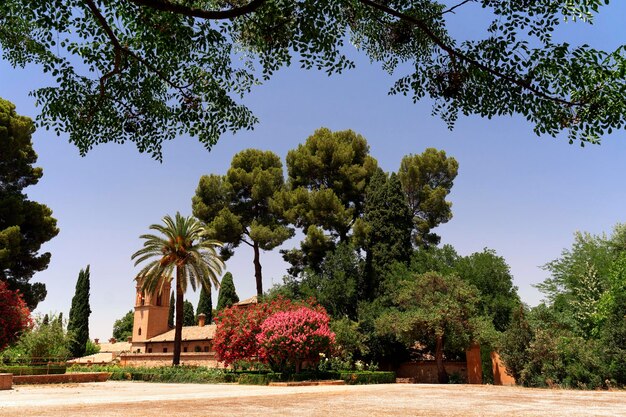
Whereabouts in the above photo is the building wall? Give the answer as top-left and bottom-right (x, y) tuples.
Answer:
(491, 352), (516, 386)
(119, 352), (226, 368)
(396, 361), (468, 383)
(142, 340), (213, 354)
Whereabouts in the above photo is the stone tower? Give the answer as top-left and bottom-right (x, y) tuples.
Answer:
(132, 278), (171, 344)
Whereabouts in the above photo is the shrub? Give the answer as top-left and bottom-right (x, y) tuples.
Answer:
(0, 281), (32, 350)
(213, 297), (318, 366)
(257, 307), (335, 372)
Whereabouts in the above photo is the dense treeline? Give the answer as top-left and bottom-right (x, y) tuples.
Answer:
(195, 127), (519, 383)
(501, 225), (626, 389)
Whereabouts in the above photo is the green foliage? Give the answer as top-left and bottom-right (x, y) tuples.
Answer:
(278, 128), (378, 274)
(2, 313), (72, 361)
(454, 249), (520, 332)
(84, 339), (101, 356)
(1, 2), (622, 157)
(284, 243), (362, 320)
(361, 170), (412, 300)
(183, 300), (195, 326)
(131, 212), (224, 365)
(67, 265), (91, 358)
(112, 310), (134, 341)
(69, 364), (236, 383)
(338, 371), (396, 385)
(216, 272), (239, 311)
(398, 149), (458, 247)
(499, 305), (534, 382)
(196, 286), (213, 324)
(330, 317), (369, 360)
(193, 149), (293, 296)
(377, 271), (493, 382)
(0, 97), (58, 309)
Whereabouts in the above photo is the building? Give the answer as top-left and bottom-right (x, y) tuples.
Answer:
(120, 278), (222, 367)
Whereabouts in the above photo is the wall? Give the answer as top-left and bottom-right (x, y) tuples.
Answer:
(119, 352), (227, 368)
(396, 361), (468, 383)
(491, 352), (516, 386)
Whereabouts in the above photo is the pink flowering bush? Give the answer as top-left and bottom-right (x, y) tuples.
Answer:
(214, 297), (319, 367)
(257, 307), (335, 372)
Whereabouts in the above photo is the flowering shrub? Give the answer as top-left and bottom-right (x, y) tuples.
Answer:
(257, 307), (335, 372)
(0, 281), (32, 350)
(214, 297), (318, 366)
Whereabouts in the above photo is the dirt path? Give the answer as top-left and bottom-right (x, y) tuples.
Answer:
(1, 381), (625, 416)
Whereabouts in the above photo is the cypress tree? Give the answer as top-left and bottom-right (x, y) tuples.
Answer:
(363, 170), (413, 299)
(183, 300), (195, 326)
(67, 265), (91, 358)
(216, 272), (239, 311)
(42, 314), (50, 326)
(196, 286), (213, 324)
(168, 291), (175, 328)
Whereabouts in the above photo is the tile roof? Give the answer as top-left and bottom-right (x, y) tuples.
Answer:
(98, 341), (132, 353)
(234, 295), (258, 306)
(145, 324), (216, 342)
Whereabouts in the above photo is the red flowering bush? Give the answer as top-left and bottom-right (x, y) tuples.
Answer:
(257, 307), (335, 372)
(0, 281), (32, 350)
(214, 297), (316, 366)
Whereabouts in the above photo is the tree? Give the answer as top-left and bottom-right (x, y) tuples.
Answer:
(278, 128), (378, 274)
(1, 2), (622, 158)
(193, 149), (293, 296)
(196, 286), (213, 324)
(359, 169), (413, 300)
(216, 272), (239, 311)
(376, 271), (489, 383)
(0, 98), (59, 309)
(67, 265), (91, 358)
(112, 310), (134, 341)
(183, 300), (195, 326)
(397, 148), (458, 247)
(168, 291), (175, 329)
(257, 307), (335, 373)
(500, 305), (533, 382)
(0, 280), (32, 350)
(132, 212), (224, 365)
(454, 249), (520, 332)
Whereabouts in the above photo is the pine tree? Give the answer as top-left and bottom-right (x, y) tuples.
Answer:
(216, 272), (239, 311)
(196, 286), (213, 324)
(168, 291), (175, 329)
(183, 300), (195, 326)
(0, 98), (59, 309)
(362, 170), (413, 299)
(67, 265), (91, 358)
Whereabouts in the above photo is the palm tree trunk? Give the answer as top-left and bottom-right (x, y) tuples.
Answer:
(253, 241), (263, 297)
(435, 334), (448, 383)
(173, 268), (184, 366)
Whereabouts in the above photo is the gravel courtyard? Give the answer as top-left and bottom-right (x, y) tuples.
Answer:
(1, 381), (625, 417)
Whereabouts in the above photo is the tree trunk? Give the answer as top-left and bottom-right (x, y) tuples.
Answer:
(253, 241), (263, 297)
(435, 334), (448, 384)
(173, 268), (184, 366)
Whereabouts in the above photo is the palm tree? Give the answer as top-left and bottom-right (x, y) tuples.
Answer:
(131, 212), (224, 365)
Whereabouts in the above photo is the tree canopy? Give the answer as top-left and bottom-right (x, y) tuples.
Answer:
(193, 149), (293, 296)
(216, 272), (239, 311)
(112, 310), (134, 341)
(4, 1), (621, 159)
(0, 98), (58, 309)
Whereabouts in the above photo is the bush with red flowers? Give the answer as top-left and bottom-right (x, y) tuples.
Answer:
(0, 280), (32, 350)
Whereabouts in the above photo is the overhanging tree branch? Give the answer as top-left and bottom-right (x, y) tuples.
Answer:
(127, 0), (268, 20)
(357, 0), (582, 107)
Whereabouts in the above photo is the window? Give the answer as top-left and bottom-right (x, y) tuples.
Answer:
(138, 328), (142, 336)
(147, 348), (152, 353)
(156, 293), (162, 306)
(194, 346), (201, 352)
(140, 291), (145, 306)
(163, 348), (168, 353)
(183, 347), (188, 353)
(204, 346), (209, 353)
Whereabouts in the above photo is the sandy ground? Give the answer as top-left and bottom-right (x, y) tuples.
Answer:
(1, 381), (626, 417)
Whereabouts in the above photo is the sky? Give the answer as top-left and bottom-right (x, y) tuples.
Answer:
(1, 2), (625, 339)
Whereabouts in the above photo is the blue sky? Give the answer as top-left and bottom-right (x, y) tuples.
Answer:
(1, 2), (625, 339)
